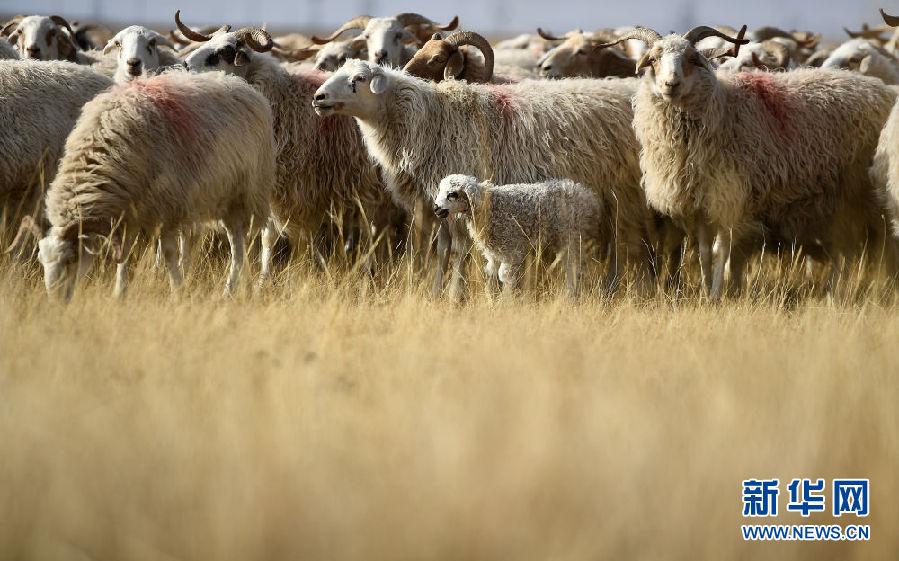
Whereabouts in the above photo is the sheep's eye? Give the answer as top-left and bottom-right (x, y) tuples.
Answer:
(206, 52), (219, 66)
(338, 55), (346, 63)
(114, 40), (120, 48)
(576, 49), (585, 56)
(354, 75), (367, 83)
(447, 191), (458, 200)
(395, 32), (403, 41)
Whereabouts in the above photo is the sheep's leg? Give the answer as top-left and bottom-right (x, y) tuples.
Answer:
(498, 261), (522, 297)
(178, 228), (192, 277)
(160, 230), (183, 293)
(665, 227), (686, 296)
(431, 222), (451, 297)
(259, 219), (278, 288)
(564, 242), (584, 299)
(727, 242), (749, 298)
(696, 223), (714, 297)
(709, 230), (730, 301)
(603, 241), (621, 297)
(485, 255), (500, 297)
(223, 222), (247, 297)
(447, 231), (471, 302)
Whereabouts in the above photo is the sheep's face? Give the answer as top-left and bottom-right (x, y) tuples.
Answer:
(822, 39), (877, 74)
(38, 235), (93, 301)
(104, 26), (172, 83)
(403, 34), (461, 81)
(313, 60), (388, 119)
(7, 16), (76, 61)
(640, 36), (712, 101)
(361, 18), (419, 67)
(434, 174), (477, 219)
(314, 40), (363, 71)
(183, 33), (255, 79)
(538, 32), (594, 78)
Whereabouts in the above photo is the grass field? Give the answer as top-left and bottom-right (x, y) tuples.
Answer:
(1, 241), (897, 560)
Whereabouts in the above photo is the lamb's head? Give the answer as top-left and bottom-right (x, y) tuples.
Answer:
(434, 174), (479, 219)
(403, 31), (494, 82)
(313, 59), (393, 119)
(536, 28), (633, 78)
(104, 26), (175, 83)
(2, 15), (79, 61)
(314, 40), (365, 71)
(602, 26), (746, 102)
(177, 11), (272, 79)
(313, 13), (458, 68)
(821, 39), (892, 76)
(38, 220), (122, 301)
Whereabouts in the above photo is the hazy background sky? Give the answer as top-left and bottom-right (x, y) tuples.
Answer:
(0, 0), (892, 38)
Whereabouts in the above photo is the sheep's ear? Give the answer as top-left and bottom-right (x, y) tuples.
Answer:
(234, 48), (250, 66)
(858, 55), (872, 74)
(81, 231), (123, 262)
(102, 38), (118, 55)
(635, 51), (652, 73)
(444, 50), (465, 80)
(53, 29), (79, 62)
(370, 72), (388, 94)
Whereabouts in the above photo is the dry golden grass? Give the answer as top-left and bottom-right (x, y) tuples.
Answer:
(1, 239), (898, 560)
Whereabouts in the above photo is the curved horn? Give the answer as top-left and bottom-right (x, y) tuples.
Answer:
(792, 31), (820, 50)
(174, 10), (229, 42)
(394, 13), (455, 30)
(446, 30), (494, 82)
(231, 27), (273, 52)
(844, 23), (889, 39)
(537, 28), (570, 41)
(272, 46), (316, 61)
(760, 39), (789, 68)
(595, 26), (663, 49)
(683, 25), (749, 48)
(311, 15), (371, 45)
(61, 218), (124, 261)
(1, 20), (19, 38)
(4, 216), (42, 254)
(881, 8), (899, 27)
(49, 15), (76, 39)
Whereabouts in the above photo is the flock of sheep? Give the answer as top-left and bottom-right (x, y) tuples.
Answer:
(5, 9), (899, 300)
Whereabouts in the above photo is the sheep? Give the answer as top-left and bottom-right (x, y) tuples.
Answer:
(70, 21), (114, 51)
(2, 15), (97, 64)
(311, 13), (458, 68)
(101, 26), (180, 83)
(535, 28), (635, 79)
(1, 60), (113, 252)
(37, 70), (275, 300)
(312, 60), (654, 298)
(0, 36), (18, 60)
(403, 31), (494, 83)
(612, 26), (897, 298)
(821, 39), (899, 85)
(433, 174), (602, 297)
(717, 40), (795, 72)
(313, 39), (366, 71)
(176, 13), (404, 279)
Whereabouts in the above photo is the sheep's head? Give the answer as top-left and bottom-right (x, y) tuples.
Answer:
(2, 15), (78, 61)
(434, 175), (477, 219)
(403, 31), (494, 82)
(314, 40), (365, 71)
(601, 26), (746, 102)
(536, 28), (633, 78)
(38, 220), (121, 301)
(718, 40), (791, 72)
(313, 13), (457, 68)
(104, 26), (175, 83)
(822, 38), (889, 75)
(313, 59), (390, 119)
(176, 11), (271, 79)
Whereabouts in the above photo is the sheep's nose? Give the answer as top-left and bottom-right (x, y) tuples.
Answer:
(664, 78), (681, 87)
(127, 57), (140, 67)
(374, 49), (387, 63)
(314, 92), (327, 102)
(26, 46), (40, 58)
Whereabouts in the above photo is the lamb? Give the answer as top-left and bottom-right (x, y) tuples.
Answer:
(612, 26), (897, 298)
(433, 174), (602, 297)
(37, 70), (275, 300)
(403, 31), (494, 83)
(1, 60), (113, 250)
(176, 13), (404, 279)
(311, 13), (458, 68)
(821, 39), (899, 85)
(101, 25), (180, 83)
(312, 60), (654, 298)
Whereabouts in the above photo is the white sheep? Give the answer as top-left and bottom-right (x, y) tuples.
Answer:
(821, 39), (899, 85)
(2, 15), (97, 64)
(0, 36), (18, 60)
(614, 26), (898, 298)
(177, 14), (404, 280)
(1, 60), (112, 251)
(313, 60), (653, 298)
(37, 70), (275, 300)
(313, 40), (366, 72)
(311, 13), (458, 68)
(101, 25), (180, 84)
(871, 99), (899, 241)
(433, 174), (602, 297)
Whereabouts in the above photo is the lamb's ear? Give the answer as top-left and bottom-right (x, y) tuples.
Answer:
(444, 50), (465, 80)
(370, 71), (388, 94)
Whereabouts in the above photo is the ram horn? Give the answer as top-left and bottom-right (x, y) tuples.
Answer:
(231, 27), (273, 52)
(683, 25), (749, 49)
(311, 15), (372, 45)
(49, 15), (77, 40)
(594, 27), (663, 49)
(446, 31), (494, 82)
(174, 10), (230, 43)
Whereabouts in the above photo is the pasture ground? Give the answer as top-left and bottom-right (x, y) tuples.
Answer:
(1, 239), (897, 560)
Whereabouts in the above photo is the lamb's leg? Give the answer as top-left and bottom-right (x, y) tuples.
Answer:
(485, 255), (500, 297)
(223, 221), (247, 297)
(564, 240), (584, 299)
(160, 230), (183, 293)
(431, 222), (451, 297)
(696, 223), (714, 297)
(259, 219), (278, 288)
(710, 230), (730, 301)
(498, 261), (522, 297)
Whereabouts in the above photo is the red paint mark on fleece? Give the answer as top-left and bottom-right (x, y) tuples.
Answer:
(735, 72), (794, 136)
(488, 84), (518, 121)
(118, 77), (197, 143)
